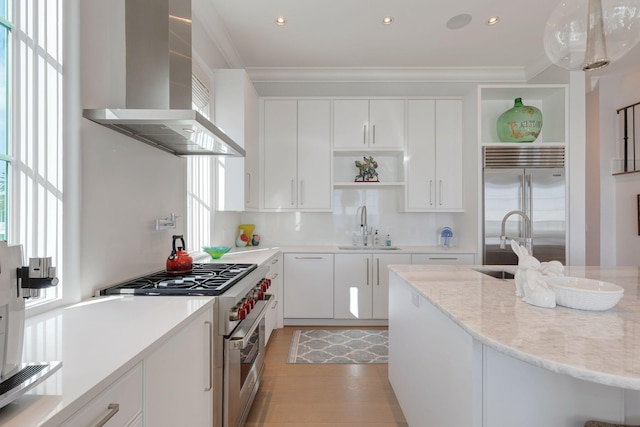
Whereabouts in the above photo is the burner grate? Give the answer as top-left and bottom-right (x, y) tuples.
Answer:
(102, 263), (257, 296)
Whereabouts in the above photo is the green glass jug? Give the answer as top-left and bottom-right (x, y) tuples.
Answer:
(496, 97), (543, 142)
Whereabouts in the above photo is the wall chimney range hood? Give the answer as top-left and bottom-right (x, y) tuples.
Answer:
(83, 0), (245, 157)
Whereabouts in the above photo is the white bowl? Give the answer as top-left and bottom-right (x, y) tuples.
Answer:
(545, 276), (624, 311)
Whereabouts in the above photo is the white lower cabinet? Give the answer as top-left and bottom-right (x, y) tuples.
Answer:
(144, 307), (213, 427)
(265, 252), (283, 343)
(334, 253), (411, 319)
(284, 253), (334, 319)
(61, 363), (143, 427)
(411, 253), (475, 265)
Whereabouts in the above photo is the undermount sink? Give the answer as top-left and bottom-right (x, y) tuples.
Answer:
(338, 246), (400, 251)
(474, 269), (515, 280)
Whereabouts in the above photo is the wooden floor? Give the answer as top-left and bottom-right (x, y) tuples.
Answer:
(245, 326), (408, 427)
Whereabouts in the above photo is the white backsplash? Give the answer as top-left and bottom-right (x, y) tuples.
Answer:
(213, 188), (471, 248)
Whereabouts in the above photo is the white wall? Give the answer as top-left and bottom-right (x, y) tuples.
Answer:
(79, 0), (187, 298)
(596, 68), (640, 266)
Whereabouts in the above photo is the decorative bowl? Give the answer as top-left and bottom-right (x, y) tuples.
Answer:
(202, 246), (232, 259)
(544, 276), (624, 311)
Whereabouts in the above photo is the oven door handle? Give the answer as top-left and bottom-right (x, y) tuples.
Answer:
(229, 294), (272, 350)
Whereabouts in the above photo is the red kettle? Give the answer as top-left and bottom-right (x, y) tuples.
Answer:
(166, 235), (193, 276)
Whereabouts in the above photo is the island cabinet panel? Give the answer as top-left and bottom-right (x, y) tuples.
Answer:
(144, 307), (213, 427)
(483, 346), (626, 426)
(388, 272), (482, 427)
(283, 253), (334, 318)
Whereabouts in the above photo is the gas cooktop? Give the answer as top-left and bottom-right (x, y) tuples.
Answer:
(101, 263), (257, 296)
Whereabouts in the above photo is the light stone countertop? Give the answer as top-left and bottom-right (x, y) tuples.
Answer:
(0, 296), (214, 427)
(388, 264), (640, 390)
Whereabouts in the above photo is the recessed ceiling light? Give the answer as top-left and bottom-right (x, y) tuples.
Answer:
(275, 16), (286, 26)
(446, 14), (472, 30)
(382, 16), (394, 25)
(487, 16), (500, 25)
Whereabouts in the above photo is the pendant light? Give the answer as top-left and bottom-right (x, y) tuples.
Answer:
(543, 0), (640, 72)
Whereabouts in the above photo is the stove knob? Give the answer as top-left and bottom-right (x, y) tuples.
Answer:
(247, 298), (255, 309)
(238, 306), (247, 320)
(260, 281), (269, 292)
(229, 307), (240, 321)
(264, 278), (272, 289)
(243, 300), (252, 314)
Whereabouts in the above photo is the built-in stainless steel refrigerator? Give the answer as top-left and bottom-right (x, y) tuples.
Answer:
(483, 146), (566, 265)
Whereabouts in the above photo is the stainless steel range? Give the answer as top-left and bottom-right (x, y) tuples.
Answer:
(100, 262), (272, 427)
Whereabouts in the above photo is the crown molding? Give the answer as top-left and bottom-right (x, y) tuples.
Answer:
(245, 67), (528, 83)
(193, 0), (244, 68)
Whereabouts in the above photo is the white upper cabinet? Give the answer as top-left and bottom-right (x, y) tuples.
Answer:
(214, 70), (259, 211)
(333, 99), (405, 149)
(405, 99), (463, 212)
(263, 99), (332, 211)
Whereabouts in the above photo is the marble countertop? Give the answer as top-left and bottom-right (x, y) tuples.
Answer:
(388, 264), (640, 390)
(0, 296), (214, 426)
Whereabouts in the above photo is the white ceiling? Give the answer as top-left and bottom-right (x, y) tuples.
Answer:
(200, 0), (640, 81)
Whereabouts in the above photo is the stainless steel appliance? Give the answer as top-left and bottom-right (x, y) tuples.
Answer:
(483, 146), (566, 265)
(0, 241), (61, 409)
(83, 0), (244, 157)
(100, 262), (271, 427)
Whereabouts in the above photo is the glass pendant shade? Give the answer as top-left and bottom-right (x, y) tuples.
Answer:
(543, 0), (640, 71)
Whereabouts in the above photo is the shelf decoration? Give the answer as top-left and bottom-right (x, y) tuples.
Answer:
(497, 97), (543, 143)
(354, 156), (379, 182)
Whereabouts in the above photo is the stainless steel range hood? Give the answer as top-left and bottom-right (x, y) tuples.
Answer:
(83, 0), (245, 157)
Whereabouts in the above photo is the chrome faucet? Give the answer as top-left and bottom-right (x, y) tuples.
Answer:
(500, 210), (533, 254)
(360, 205), (368, 246)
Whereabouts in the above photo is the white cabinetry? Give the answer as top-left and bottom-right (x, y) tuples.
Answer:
(263, 99), (332, 211)
(61, 364), (143, 427)
(214, 69), (259, 211)
(334, 253), (411, 319)
(265, 252), (283, 343)
(283, 253), (334, 319)
(411, 253), (475, 265)
(145, 307), (213, 427)
(406, 99), (463, 211)
(333, 99), (405, 149)
(388, 273), (481, 427)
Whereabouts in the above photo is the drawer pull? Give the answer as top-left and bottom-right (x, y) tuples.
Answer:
(205, 321), (213, 391)
(429, 257), (458, 260)
(95, 403), (119, 427)
(294, 256), (324, 260)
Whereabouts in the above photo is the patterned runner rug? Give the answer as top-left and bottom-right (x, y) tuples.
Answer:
(287, 329), (388, 364)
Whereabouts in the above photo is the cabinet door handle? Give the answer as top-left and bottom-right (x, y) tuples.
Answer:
(245, 172), (251, 204)
(372, 125), (376, 145)
(429, 257), (458, 260)
(290, 180), (295, 206)
(376, 258), (380, 286)
(439, 180), (443, 206)
(429, 180), (434, 206)
(363, 124), (367, 145)
(366, 258), (370, 286)
(205, 321), (213, 391)
(299, 180), (304, 206)
(95, 403), (119, 427)
(271, 299), (279, 309)
(295, 256), (324, 260)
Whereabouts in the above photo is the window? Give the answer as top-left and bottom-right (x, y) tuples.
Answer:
(8, 0), (63, 303)
(0, 0), (9, 242)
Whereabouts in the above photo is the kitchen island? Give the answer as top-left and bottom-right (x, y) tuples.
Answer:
(388, 264), (640, 427)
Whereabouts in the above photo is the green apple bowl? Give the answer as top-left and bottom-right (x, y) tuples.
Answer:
(202, 246), (232, 259)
